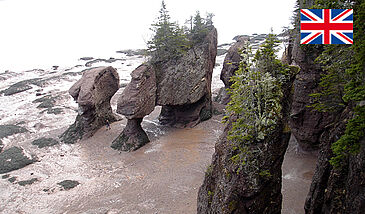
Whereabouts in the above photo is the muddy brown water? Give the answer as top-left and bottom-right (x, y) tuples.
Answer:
(0, 107), (317, 214)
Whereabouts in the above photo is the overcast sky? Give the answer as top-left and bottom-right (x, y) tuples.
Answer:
(0, 0), (296, 70)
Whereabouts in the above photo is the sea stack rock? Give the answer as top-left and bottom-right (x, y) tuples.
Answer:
(111, 64), (156, 151)
(156, 27), (217, 128)
(197, 64), (297, 213)
(218, 38), (246, 103)
(60, 66), (119, 144)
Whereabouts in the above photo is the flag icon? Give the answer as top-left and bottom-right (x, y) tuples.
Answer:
(300, 9), (353, 44)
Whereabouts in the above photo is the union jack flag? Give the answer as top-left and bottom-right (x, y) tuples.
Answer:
(300, 9), (353, 44)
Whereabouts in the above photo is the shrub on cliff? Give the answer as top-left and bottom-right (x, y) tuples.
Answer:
(224, 33), (292, 173)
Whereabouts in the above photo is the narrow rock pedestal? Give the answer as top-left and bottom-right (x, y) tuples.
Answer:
(111, 64), (156, 152)
(111, 118), (149, 152)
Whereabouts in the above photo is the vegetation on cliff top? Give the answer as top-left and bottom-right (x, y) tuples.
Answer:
(147, 0), (214, 63)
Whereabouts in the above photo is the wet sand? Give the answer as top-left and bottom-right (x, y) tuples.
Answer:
(0, 106), (317, 214)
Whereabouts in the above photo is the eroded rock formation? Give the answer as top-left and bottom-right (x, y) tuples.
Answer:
(216, 38), (246, 104)
(111, 27), (217, 151)
(197, 62), (297, 213)
(220, 38), (246, 88)
(155, 27), (217, 127)
(61, 66), (119, 144)
(111, 64), (156, 151)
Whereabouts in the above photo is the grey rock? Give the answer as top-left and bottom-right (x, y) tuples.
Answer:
(0, 78), (42, 96)
(18, 178), (38, 186)
(0, 125), (28, 148)
(1, 124), (25, 151)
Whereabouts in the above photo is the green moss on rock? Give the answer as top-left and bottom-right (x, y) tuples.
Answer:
(111, 131), (149, 152)
(8, 177), (16, 183)
(18, 178), (38, 186)
(0, 78), (42, 96)
(31, 138), (59, 148)
(0, 125), (28, 141)
(60, 115), (84, 144)
(0, 147), (36, 174)
(57, 180), (80, 190)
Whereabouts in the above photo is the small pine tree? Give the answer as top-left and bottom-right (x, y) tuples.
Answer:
(205, 13), (214, 27)
(254, 34), (283, 78)
(189, 11), (213, 45)
(147, 0), (188, 62)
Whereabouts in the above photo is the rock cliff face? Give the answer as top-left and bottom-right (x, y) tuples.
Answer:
(288, 0), (340, 152)
(216, 38), (246, 105)
(156, 27), (217, 127)
(61, 66), (119, 144)
(289, 42), (338, 151)
(111, 64), (156, 151)
(291, 1), (365, 213)
(197, 63), (297, 213)
(197, 121), (291, 214)
(304, 106), (365, 214)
